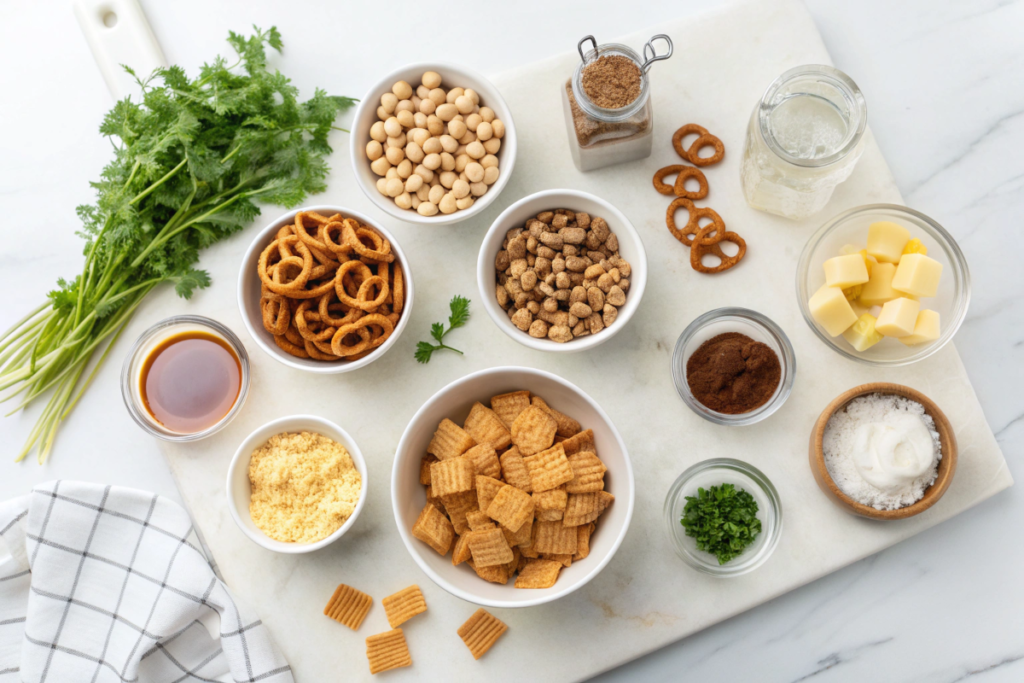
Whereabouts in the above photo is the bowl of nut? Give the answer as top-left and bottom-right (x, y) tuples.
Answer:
(351, 63), (516, 225)
(477, 189), (647, 352)
(392, 366), (634, 608)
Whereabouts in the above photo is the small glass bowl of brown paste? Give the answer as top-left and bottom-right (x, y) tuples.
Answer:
(671, 308), (795, 425)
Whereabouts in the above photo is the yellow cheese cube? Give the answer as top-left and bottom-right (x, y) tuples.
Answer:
(899, 309), (941, 346)
(858, 262), (914, 307)
(809, 285), (858, 337)
(891, 253), (943, 298)
(867, 221), (910, 263)
(875, 297), (920, 337)
(902, 238), (927, 256)
(842, 314), (884, 352)
(842, 284), (863, 301)
(823, 254), (870, 288)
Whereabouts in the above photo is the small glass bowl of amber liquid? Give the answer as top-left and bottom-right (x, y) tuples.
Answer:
(121, 315), (250, 441)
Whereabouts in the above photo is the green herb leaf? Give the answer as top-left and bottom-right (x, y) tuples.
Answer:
(680, 483), (762, 565)
(415, 296), (470, 364)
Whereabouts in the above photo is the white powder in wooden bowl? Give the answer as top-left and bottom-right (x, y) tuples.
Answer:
(822, 394), (941, 510)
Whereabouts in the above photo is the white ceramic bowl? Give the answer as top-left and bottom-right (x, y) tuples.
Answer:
(237, 205), (414, 373)
(350, 62), (517, 226)
(227, 415), (368, 554)
(477, 190), (648, 352)
(392, 366), (635, 608)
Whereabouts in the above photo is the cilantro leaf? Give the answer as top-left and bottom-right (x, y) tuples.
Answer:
(680, 483), (762, 565)
(415, 296), (471, 363)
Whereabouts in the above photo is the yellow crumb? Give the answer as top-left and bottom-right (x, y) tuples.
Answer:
(248, 431), (361, 543)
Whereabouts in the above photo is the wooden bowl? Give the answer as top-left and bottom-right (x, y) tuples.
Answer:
(809, 383), (958, 520)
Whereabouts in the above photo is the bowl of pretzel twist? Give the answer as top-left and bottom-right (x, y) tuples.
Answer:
(238, 205), (414, 373)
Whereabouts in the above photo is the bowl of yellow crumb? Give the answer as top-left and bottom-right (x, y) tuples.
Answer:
(226, 415), (368, 553)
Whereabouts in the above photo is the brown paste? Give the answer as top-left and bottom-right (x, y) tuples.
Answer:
(686, 333), (782, 414)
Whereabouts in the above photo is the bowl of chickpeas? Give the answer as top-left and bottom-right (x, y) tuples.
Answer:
(351, 63), (517, 226)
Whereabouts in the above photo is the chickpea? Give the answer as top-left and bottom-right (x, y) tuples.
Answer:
(416, 84), (430, 99)
(439, 170), (457, 188)
(439, 135), (459, 154)
(466, 141), (486, 159)
(455, 154), (471, 173)
(422, 137), (442, 155)
(428, 184), (445, 205)
(396, 159), (413, 178)
(383, 117), (403, 138)
(419, 98), (436, 115)
(385, 146), (405, 165)
(476, 121), (493, 141)
(455, 144), (468, 156)
(376, 106), (389, 121)
(422, 71), (442, 89)
(405, 141), (425, 164)
(395, 99), (415, 113)
(479, 106), (495, 123)
(376, 178), (389, 195)
(465, 113), (483, 132)
(483, 138), (501, 155)
(465, 162), (485, 183)
(481, 154), (499, 169)
(396, 110), (415, 128)
(410, 95), (422, 110)
(470, 182), (488, 197)
(370, 121), (387, 142)
(385, 178), (404, 197)
(418, 201), (439, 217)
(464, 88), (480, 105)
(395, 192), (413, 210)
(458, 130), (476, 145)
(440, 152), (456, 171)
(455, 95), (475, 114)
(365, 140), (383, 161)
(416, 184), (430, 201)
(483, 166), (500, 185)
(428, 88), (446, 105)
(411, 194), (422, 209)
(427, 115), (444, 136)
(413, 112), (428, 129)
(392, 80), (413, 99)
(414, 165), (434, 183)
(491, 119), (505, 139)
(370, 157), (391, 176)
(447, 119), (468, 140)
(452, 179), (470, 199)
(458, 171), (468, 183)
(435, 103), (458, 122)
(439, 192), (458, 214)
(405, 174), (424, 192)
(411, 128), (431, 147)
(423, 153), (442, 170)
(386, 134), (406, 149)
(381, 92), (398, 114)
(385, 167), (399, 180)
(446, 87), (464, 104)
(456, 196), (475, 210)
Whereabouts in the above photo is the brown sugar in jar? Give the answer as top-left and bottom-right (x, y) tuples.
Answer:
(686, 332), (782, 414)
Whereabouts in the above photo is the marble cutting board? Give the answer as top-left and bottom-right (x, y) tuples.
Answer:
(156, 0), (1012, 679)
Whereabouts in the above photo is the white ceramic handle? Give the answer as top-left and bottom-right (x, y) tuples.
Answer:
(73, 0), (166, 100)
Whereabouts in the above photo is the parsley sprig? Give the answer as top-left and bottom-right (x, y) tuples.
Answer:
(0, 27), (355, 463)
(680, 483), (762, 565)
(415, 296), (470, 363)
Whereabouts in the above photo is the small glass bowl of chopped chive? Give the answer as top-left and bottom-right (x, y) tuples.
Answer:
(664, 458), (782, 576)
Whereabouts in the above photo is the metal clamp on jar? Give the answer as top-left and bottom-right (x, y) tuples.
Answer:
(562, 34), (673, 172)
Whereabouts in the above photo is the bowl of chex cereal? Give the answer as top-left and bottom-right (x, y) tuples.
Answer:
(392, 366), (634, 608)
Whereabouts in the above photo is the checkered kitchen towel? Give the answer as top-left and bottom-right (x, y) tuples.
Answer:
(0, 481), (293, 682)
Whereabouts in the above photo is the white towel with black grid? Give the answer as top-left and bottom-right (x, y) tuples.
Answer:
(0, 480), (293, 683)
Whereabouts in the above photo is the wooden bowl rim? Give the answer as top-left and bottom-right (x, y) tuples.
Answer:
(810, 382), (958, 521)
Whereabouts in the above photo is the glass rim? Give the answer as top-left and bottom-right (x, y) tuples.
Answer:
(671, 307), (797, 426)
(795, 203), (971, 367)
(120, 315), (251, 442)
(663, 458), (783, 577)
(757, 64), (867, 169)
(571, 43), (651, 121)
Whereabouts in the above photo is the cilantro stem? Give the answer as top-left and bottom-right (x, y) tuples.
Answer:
(129, 157), (188, 206)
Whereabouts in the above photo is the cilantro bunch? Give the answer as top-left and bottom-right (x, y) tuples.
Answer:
(0, 27), (355, 463)
(680, 483), (762, 565)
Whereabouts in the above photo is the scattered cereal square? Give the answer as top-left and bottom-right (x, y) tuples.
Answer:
(324, 584), (372, 631)
(365, 628), (412, 674)
(458, 608), (508, 660)
(382, 585), (427, 628)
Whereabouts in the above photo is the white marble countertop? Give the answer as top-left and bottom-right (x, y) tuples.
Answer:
(1, 1), (1021, 681)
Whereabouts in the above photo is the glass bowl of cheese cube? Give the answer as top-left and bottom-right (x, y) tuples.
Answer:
(796, 204), (970, 366)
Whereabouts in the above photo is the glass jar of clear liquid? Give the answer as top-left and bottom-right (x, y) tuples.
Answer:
(740, 65), (867, 220)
